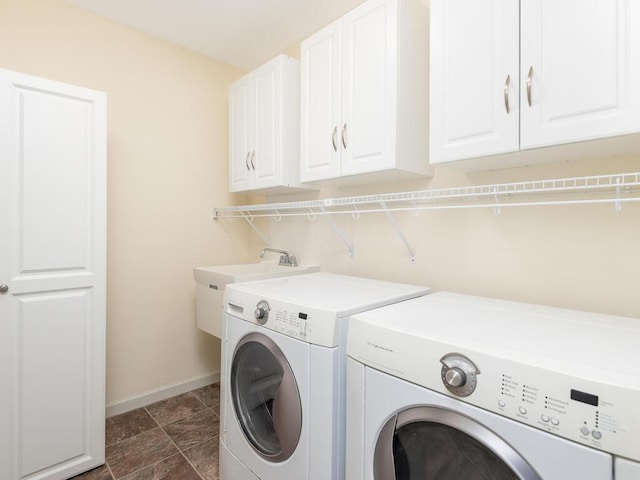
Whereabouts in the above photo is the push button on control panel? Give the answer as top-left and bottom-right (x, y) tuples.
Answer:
(580, 426), (591, 436)
(592, 430), (602, 440)
(541, 414), (550, 423)
(518, 406), (527, 415)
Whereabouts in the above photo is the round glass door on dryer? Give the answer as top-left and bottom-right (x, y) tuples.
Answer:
(230, 332), (302, 462)
(374, 406), (540, 479)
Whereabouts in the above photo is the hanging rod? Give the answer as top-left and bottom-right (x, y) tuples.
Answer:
(213, 172), (640, 219)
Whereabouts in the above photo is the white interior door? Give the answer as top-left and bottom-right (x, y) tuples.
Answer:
(0, 69), (106, 480)
(520, 0), (640, 148)
(430, 0), (520, 163)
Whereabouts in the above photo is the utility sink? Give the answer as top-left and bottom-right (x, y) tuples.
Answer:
(193, 262), (319, 287)
(193, 262), (319, 338)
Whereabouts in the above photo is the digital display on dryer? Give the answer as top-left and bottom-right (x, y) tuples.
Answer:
(298, 312), (308, 320)
(571, 389), (599, 406)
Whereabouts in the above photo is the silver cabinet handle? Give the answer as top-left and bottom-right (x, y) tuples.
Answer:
(527, 66), (534, 107)
(341, 123), (347, 149)
(332, 126), (337, 151)
(245, 152), (251, 171)
(0, 284), (8, 294)
(504, 74), (511, 114)
(250, 151), (256, 170)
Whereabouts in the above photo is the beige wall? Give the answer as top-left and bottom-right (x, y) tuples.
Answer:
(0, 0), (252, 405)
(265, 156), (640, 319)
(2, 0), (639, 411)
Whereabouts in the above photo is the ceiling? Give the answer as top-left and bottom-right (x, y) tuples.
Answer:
(65, 0), (368, 71)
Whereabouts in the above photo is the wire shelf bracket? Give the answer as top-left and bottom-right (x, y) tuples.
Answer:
(380, 201), (416, 263)
(321, 206), (355, 258)
(240, 211), (270, 246)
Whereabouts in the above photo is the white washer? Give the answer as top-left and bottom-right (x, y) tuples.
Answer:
(219, 272), (429, 480)
(346, 292), (640, 480)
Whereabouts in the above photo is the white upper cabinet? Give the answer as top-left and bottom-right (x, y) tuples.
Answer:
(229, 54), (307, 194)
(430, 0), (519, 163)
(520, 0), (640, 148)
(431, 0), (640, 167)
(301, 0), (431, 184)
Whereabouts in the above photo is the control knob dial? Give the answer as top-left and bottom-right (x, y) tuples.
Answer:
(444, 367), (466, 387)
(440, 353), (480, 397)
(254, 300), (270, 325)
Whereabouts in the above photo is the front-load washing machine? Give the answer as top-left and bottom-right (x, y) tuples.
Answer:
(219, 272), (429, 480)
(346, 292), (640, 480)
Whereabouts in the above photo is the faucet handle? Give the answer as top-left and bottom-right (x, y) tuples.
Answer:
(289, 256), (297, 267)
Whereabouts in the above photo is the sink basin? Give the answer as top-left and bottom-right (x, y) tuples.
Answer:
(193, 262), (319, 338)
(193, 262), (319, 288)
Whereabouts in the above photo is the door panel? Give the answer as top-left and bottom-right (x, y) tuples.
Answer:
(229, 76), (252, 192)
(521, 0), (640, 148)
(19, 88), (90, 272)
(341, 0), (395, 176)
(430, 0), (520, 163)
(252, 61), (279, 189)
(20, 290), (91, 476)
(300, 21), (342, 182)
(0, 69), (106, 480)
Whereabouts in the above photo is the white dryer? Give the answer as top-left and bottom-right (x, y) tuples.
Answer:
(346, 292), (640, 480)
(219, 272), (429, 480)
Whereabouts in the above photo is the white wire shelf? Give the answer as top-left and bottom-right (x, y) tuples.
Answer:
(213, 172), (640, 219)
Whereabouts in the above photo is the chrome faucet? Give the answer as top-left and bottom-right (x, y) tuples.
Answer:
(260, 248), (297, 267)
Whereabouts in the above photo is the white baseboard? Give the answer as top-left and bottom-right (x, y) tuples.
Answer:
(105, 372), (221, 418)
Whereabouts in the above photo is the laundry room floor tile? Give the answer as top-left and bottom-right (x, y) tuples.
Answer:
(163, 408), (220, 451)
(118, 453), (201, 480)
(105, 408), (158, 446)
(191, 383), (220, 410)
(182, 436), (220, 480)
(106, 428), (178, 478)
(70, 383), (221, 480)
(145, 392), (207, 426)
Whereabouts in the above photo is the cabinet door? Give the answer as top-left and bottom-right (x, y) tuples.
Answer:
(341, 0), (398, 176)
(300, 21), (342, 182)
(430, 0), (520, 163)
(0, 69), (106, 480)
(229, 75), (252, 192)
(521, 0), (640, 148)
(252, 58), (281, 190)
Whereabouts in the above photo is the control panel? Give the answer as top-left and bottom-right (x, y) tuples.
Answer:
(225, 291), (342, 348)
(435, 350), (640, 463)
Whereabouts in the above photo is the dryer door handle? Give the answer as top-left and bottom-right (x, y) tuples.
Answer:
(272, 366), (302, 460)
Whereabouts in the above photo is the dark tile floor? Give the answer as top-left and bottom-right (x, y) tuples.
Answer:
(73, 383), (220, 480)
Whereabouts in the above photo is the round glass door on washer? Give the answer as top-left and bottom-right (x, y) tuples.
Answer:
(230, 333), (302, 463)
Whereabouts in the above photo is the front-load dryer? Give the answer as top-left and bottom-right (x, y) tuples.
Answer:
(346, 292), (640, 480)
(219, 272), (429, 480)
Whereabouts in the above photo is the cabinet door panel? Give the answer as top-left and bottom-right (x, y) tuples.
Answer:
(300, 22), (342, 182)
(341, 0), (396, 176)
(521, 0), (640, 148)
(229, 76), (252, 192)
(430, 0), (520, 163)
(252, 61), (280, 189)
